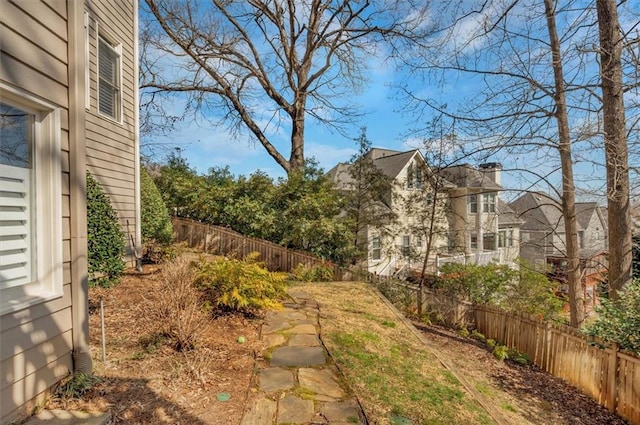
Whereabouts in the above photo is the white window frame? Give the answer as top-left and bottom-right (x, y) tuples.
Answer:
(416, 235), (423, 248)
(85, 12), (91, 110)
(401, 235), (411, 257)
(469, 194), (477, 214)
(97, 29), (122, 122)
(372, 236), (381, 261)
(482, 193), (496, 213)
(470, 233), (478, 249)
(0, 84), (63, 314)
(499, 229), (514, 248)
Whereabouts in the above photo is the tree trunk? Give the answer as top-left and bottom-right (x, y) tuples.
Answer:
(544, 0), (584, 327)
(596, 0), (632, 300)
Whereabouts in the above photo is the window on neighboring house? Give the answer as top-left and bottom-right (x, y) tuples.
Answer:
(483, 233), (496, 251)
(425, 192), (434, 206)
(498, 229), (514, 247)
(416, 235), (423, 248)
(402, 235), (411, 257)
(470, 233), (478, 249)
(469, 194), (477, 214)
(0, 90), (62, 314)
(415, 165), (423, 189)
(482, 193), (496, 213)
(372, 236), (381, 260)
(98, 35), (122, 121)
(578, 230), (585, 249)
(407, 164), (414, 189)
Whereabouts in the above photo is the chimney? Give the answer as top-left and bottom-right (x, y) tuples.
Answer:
(479, 162), (502, 186)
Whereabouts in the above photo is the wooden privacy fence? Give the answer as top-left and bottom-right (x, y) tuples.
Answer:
(172, 217), (345, 279)
(366, 275), (640, 425)
(474, 305), (639, 424)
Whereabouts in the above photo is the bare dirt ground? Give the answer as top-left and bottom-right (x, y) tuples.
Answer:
(46, 270), (629, 425)
(46, 263), (261, 425)
(413, 322), (628, 425)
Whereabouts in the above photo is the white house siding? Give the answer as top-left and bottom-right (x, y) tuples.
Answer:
(85, 0), (138, 261)
(0, 1), (73, 421)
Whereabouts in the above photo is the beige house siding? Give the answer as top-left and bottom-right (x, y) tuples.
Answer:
(0, 1), (73, 422)
(0, 0), (138, 422)
(85, 0), (138, 260)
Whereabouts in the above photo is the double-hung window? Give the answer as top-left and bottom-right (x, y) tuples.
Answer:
(98, 35), (122, 121)
(482, 193), (496, 213)
(0, 87), (62, 313)
(372, 236), (381, 260)
(401, 235), (411, 257)
(469, 194), (477, 214)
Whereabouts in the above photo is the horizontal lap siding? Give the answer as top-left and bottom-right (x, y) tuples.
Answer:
(0, 1), (74, 422)
(85, 0), (137, 263)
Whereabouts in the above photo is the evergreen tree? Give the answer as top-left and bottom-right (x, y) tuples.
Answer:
(343, 128), (398, 264)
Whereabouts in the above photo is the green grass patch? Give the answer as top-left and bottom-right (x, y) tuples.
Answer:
(298, 281), (497, 425)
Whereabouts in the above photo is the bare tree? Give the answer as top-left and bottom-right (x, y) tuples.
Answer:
(543, 0), (583, 326)
(596, 0), (633, 299)
(398, 0), (597, 326)
(141, 0), (432, 175)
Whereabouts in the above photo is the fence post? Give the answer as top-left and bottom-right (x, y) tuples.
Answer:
(203, 224), (209, 253)
(607, 343), (619, 413)
(543, 322), (552, 372)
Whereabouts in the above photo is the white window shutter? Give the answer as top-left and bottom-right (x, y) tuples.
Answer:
(0, 165), (32, 289)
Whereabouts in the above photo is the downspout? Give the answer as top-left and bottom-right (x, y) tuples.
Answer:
(133, 0), (143, 272)
(68, 0), (92, 374)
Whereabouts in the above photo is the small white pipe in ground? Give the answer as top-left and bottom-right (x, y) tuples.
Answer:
(100, 298), (106, 363)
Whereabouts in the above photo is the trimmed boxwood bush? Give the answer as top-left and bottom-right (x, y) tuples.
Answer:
(87, 172), (126, 287)
(141, 166), (173, 245)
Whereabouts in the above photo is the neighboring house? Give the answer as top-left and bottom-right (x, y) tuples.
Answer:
(438, 163), (522, 268)
(328, 148), (452, 276)
(0, 1), (140, 422)
(328, 150), (520, 275)
(508, 193), (608, 308)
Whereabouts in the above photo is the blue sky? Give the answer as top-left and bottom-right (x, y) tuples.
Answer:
(140, 1), (639, 201)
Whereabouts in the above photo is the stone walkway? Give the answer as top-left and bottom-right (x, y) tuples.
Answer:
(240, 289), (366, 424)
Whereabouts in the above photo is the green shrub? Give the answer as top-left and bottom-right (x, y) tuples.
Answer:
(458, 327), (470, 338)
(584, 279), (640, 355)
(87, 172), (126, 288)
(492, 345), (509, 361)
(471, 330), (486, 342)
(508, 348), (530, 365)
(194, 252), (288, 313)
(486, 338), (496, 348)
(291, 262), (335, 282)
(141, 166), (173, 246)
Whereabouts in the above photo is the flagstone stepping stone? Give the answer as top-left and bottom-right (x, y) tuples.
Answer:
(282, 310), (308, 321)
(288, 333), (321, 347)
(277, 395), (314, 424)
(240, 397), (277, 425)
(262, 333), (286, 349)
(270, 346), (326, 367)
(262, 316), (291, 334)
(320, 400), (361, 423)
(258, 367), (294, 392)
(298, 368), (345, 400)
(289, 324), (317, 334)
